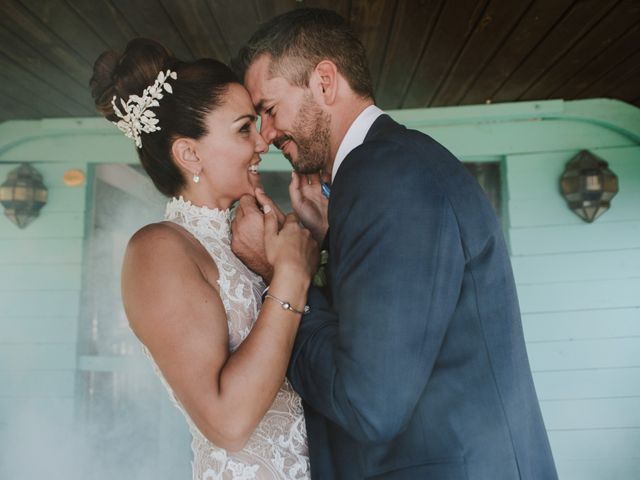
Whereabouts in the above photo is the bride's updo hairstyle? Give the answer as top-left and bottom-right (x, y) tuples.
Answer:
(90, 38), (238, 197)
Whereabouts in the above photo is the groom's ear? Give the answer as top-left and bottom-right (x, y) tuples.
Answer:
(314, 60), (338, 105)
(171, 137), (202, 176)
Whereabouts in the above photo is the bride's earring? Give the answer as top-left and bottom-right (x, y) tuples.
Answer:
(193, 170), (201, 184)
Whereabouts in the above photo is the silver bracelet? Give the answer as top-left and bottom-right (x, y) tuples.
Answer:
(264, 293), (310, 315)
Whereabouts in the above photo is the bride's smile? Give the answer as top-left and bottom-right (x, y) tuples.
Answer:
(172, 83), (268, 211)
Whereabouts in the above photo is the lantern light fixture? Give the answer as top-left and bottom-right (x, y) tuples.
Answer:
(560, 150), (619, 223)
(0, 163), (48, 229)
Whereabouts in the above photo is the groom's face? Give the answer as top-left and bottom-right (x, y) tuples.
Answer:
(245, 55), (331, 174)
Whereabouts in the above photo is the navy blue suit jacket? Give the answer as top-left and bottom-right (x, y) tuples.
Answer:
(287, 115), (557, 479)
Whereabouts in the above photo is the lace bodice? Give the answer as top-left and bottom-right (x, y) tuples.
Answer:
(149, 196), (309, 479)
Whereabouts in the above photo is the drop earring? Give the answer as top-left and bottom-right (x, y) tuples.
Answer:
(193, 170), (201, 184)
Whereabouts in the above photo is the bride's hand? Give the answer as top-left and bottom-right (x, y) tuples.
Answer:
(231, 192), (283, 282)
(255, 188), (286, 227)
(260, 190), (319, 283)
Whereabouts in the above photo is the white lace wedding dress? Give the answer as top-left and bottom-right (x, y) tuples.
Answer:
(148, 196), (310, 479)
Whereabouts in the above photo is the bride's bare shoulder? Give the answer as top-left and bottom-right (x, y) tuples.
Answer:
(124, 221), (195, 268)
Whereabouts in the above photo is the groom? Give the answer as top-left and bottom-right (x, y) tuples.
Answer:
(232, 8), (557, 480)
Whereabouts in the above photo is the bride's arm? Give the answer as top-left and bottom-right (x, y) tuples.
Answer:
(122, 213), (316, 452)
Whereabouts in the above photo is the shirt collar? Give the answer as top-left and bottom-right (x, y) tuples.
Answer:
(331, 105), (384, 182)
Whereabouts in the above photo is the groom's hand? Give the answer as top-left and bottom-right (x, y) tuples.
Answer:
(289, 172), (329, 244)
(231, 193), (273, 283)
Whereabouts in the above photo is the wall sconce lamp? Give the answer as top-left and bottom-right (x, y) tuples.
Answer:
(0, 163), (48, 229)
(560, 150), (618, 223)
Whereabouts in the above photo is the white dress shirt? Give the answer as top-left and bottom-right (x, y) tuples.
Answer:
(331, 105), (385, 182)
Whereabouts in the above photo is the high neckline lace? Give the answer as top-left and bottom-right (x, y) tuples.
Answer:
(164, 196), (231, 240)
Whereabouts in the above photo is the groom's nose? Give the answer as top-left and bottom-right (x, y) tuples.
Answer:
(259, 115), (278, 144)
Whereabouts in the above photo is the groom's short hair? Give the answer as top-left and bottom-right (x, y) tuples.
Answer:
(233, 8), (374, 100)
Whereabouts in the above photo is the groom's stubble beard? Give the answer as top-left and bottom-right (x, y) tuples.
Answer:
(286, 91), (332, 175)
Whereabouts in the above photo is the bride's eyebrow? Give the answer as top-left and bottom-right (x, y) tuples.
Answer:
(233, 114), (257, 123)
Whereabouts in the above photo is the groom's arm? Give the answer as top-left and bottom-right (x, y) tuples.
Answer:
(287, 141), (465, 444)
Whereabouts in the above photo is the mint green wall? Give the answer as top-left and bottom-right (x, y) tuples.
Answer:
(0, 99), (638, 478)
(508, 146), (640, 479)
(0, 161), (86, 435)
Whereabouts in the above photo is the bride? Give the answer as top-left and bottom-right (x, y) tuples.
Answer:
(91, 38), (317, 479)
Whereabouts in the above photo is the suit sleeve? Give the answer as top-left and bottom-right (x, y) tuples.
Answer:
(287, 141), (466, 443)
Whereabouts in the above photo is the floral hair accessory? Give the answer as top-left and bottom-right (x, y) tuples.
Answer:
(111, 69), (177, 148)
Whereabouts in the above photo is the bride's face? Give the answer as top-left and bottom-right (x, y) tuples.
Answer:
(194, 83), (268, 206)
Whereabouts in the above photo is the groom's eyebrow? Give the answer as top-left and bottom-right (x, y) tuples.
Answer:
(254, 100), (265, 114)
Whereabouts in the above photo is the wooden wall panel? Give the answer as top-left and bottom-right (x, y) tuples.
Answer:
(402, 0), (485, 108)
(375, 0), (442, 108)
(556, 21), (640, 100)
(108, 0), (193, 60)
(508, 194), (640, 227)
(205, 0), (262, 58)
(579, 49), (640, 100)
(0, 344), (77, 370)
(36, 188), (87, 213)
(431, 0), (531, 106)
(506, 147), (640, 200)
(159, 0), (230, 61)
(0, 238), (84, 264)
(527, 337), (640, 371)
(513, 249), (640, 284)
(611, 65), (640, 103)
(18, 0), (110, 64)
(0, 25), (93, 116)
(548, 430), (640, 460)
(0, 52), (84, 118)
(493, 0), (617, 102)
(555, 460), (640, 480)
(505, 125), (640, 477)
(0, 397), (74, 425)
(0, 212), (84, 239)
(0, 370), (75, 397)
(541, 397), (640, 430)
(0, 265), (82, 291)
(0, 69), (56, 119)
(0, 92), (42, 121)
(349, 0), (398, 90)
(429, 120), (633, 158)
(0, 158), (86, 476)
(0, 291), (81, 318)
(64, 0), (136, 47)
(533, 368), (640, 400)
(510, 221), (640, 255)
(518, 278), (640, 313)
(524, 309), (640, 343)
(522, 1), (640, 101)
(1, 0), (639, 120)
(0, 0), (93, 79)
(0, 316), (78, 343)
(462, 0), (575, 105)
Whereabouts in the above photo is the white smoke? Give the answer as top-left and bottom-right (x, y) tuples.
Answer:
(0, 166), (292, 479)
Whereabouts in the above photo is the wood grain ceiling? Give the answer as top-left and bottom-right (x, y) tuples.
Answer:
(1, 0), (639, 123)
